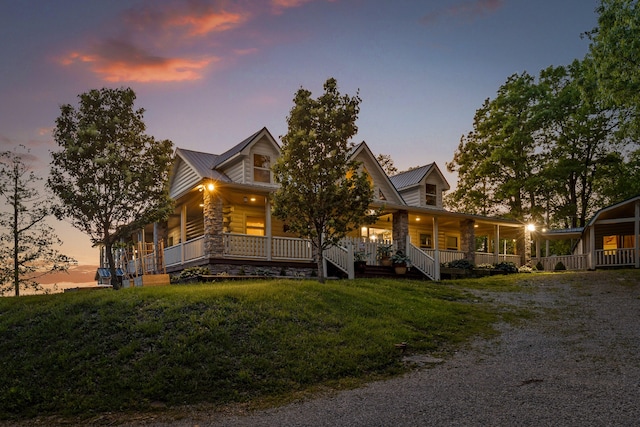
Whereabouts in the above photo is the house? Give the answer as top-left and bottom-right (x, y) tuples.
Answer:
(114, 127), (529, 281)
(533, 195), (640, 271)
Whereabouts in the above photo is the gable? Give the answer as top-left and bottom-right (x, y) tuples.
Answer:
(351, 142), (405, 205)
(215, 128), (281, 186)
(169, 157), (201, 199)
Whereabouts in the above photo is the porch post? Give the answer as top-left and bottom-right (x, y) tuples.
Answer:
(180, 204), (187, 264)
(494, 225), (500, 264)
(265, 196), (272, 261)
(433, 216), (440, 280)
(392, 210), (409, 253)
(589, 225), (595, 270)
(203, 187), (224, 258)
(460, 219), (475, 263)
(635, 200), (639, 269)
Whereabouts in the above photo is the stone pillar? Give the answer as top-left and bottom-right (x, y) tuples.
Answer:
(203, 188), (224, 258)
(460, 219), (475, 263)
(392, 210), (409, 253)
(517, 226), (532, 267)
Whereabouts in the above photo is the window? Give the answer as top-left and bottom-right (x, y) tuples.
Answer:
(603, 235), (636, 255)
(253, 154), (271, 183)
(425, 184), (437, 206)
(246, 217), (265, 236)
(419, 233), (432, 249)
(446, 235), (458, 250)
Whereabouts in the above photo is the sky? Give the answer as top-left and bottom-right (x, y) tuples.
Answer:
(0, 0), (600, 278)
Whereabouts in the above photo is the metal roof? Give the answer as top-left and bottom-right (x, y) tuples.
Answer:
(213, 127), (266, 168)
(389, 164), (434, 190)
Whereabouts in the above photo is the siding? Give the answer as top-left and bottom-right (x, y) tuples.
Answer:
(170, 160), (200, 199)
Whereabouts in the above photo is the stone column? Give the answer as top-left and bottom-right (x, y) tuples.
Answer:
(517, 226), (532, 267)
(203, 188), (224, 258)
(460, 219), (475, 263)
(392, 210), (409, 253)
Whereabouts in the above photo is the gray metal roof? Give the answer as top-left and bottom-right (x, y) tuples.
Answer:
(389, 164), (434, 190)
(213, 127), (266, 167)
(175, 148), (232, 183)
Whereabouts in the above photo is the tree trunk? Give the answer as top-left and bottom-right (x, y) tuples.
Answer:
(105, 240), (120, 290)
(13, 168), (19, 296)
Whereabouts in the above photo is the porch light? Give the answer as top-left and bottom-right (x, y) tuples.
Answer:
(416, 217), (421, 222)
(207, 183), (215, 192)
(526, 223), (536, 232)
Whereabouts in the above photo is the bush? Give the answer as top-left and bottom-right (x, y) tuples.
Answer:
(443, 259), (474, 270)
(494, 262), (518, 273)
(176, 266), (210, 282)
(554, 261), (567, 271)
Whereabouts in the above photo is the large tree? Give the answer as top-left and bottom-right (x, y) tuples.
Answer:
(447, 72), (545, 221)
(537, 60), (622, 228)
(272, 78), (377, 282)
(0, 146), (74, 296)
(49, 87), (173, 289)
(588, 0), (640, 137)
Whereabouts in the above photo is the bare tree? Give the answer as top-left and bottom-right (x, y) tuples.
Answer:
(0, 146), (74, 296)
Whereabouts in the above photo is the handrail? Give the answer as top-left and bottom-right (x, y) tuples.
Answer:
(406, 242), (436, 280)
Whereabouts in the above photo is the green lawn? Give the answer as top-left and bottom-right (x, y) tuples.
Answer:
(0, 277), (515, 421)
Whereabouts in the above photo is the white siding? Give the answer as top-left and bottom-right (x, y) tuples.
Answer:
(170, 160), (200, 199)
(223, 161), (245, 183)
(400, 188), (422, 207)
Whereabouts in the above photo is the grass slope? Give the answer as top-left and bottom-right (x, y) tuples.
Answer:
(0, 278), (503, 420)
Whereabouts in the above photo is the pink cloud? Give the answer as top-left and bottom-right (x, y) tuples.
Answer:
(60, 39), (217, 83)
(168, 10), (248, 37)
(422, 0), (504, 25)
(270, 0), (336, 15)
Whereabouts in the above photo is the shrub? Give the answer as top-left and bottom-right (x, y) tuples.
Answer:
(177, 266), (210, 281)
(554, 261), (567, 271)
(476, 263), (494, 270)
(443, 259), (474, 270)
(494, 262), (518, 273)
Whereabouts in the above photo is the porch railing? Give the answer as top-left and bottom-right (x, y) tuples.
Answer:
(423, 249), (464, 264)
(164, 236), (205, 267)
(595, 248), (636, 267)
(406, 243), (436, 280)
(324, 244), (353, 279)
(532, 254), (588, 271)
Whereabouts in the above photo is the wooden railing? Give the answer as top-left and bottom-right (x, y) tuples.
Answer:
(532, 254), (588, 271)
(272, 237), (313, 260)
(406, 243), (436, 280)
(595, 248), (636, 267)
(164, 236), (205, 267)
(324, 244), (353, 279)
(422, 249), (464, 264)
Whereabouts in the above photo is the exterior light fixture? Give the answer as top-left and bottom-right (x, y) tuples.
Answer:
(207, 183), (215, 192)
(526, 223), (536, 232)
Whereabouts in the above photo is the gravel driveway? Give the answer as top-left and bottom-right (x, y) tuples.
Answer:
(152, 271), (638, 427)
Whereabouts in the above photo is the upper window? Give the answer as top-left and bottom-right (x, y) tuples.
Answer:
(425, 184), (437, 206)
(253, 154), (271, 183)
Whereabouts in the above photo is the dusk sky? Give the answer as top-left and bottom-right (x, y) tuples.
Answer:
(1, 0), (599, 272)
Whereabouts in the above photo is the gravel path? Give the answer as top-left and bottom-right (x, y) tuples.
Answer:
(146, 272), (639, 427)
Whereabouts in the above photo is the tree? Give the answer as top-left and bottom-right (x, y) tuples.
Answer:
(0, 146), (74, 296)
(447, 72), (545, 221)
(376, 153), (398, 176)
(536, 59), (622, 228)
(272, 78), (377, 282)
(49, 87), (173, 290)
(588, 0), (640, 137)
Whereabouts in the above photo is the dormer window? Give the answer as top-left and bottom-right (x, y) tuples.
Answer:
(425, 184), (437, 206)
(254, 154), (271, 183)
